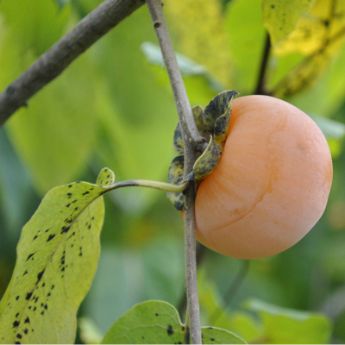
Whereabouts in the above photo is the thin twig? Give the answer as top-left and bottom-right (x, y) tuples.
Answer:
(145, 0), (203, 145)
(254, 32), (271, 95)
(178, 245), (207, 316)
(0, 0), (144, 125)
(146, 0), (202, 343)
(209, 260), (250, 324)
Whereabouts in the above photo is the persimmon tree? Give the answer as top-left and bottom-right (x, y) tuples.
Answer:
(0, 0), (345, 344)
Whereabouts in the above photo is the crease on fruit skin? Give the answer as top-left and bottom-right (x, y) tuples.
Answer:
(200, 115), (283, 234)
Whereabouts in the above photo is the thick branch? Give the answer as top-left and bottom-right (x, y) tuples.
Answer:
(146, 0), (202, 343)
(0, 0), (144, 125)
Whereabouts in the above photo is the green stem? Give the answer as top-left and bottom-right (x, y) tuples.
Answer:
(104, 179), (188, 194)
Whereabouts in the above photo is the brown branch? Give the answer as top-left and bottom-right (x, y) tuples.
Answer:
(146, 0), (202, 343)
(0, 0), (144, 126)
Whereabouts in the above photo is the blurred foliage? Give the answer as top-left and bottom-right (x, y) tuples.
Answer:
(0, 0), (345, 343)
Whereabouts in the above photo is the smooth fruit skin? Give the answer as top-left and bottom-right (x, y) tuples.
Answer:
(195, 95), (333, 259)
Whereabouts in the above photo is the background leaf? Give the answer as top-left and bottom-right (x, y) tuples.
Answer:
(262, 0), (314, 51)
(245, 299), (332, 343)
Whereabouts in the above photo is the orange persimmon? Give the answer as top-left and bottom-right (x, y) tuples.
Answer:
(195, 95), (333, 259)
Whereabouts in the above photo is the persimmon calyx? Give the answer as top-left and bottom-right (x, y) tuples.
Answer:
(167, 90), (239, 210)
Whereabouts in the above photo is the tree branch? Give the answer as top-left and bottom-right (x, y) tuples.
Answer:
(254, 32), (271, 95)
(146, 0), (202, 343)
(0, 0), (144, 125)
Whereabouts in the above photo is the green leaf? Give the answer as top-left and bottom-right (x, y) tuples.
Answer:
(141, 42), (222, 92)
(165, 0), (232, 86)
(92, 8), (180, 213)
(0, 168), (114, 343)
(245, 299), (332, 343)
(102, 300), (185, 344)
(202, 326), (246, 344)
(263, 0), (345, 57)
(262, 0), (314, 51)
(198, 269), (262, 342)
(311, 115), (345, 140)
(0, 0), (71, 55)
(84, 239), (184, 334)
(102, 300), (246, 344)
(142, 42), (207, 76)
(224, 0), (265, 93)
(0, 5), (101, 194)
(6, 56), (101, 193)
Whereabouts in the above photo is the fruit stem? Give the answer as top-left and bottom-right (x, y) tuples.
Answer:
(105, 179), (188, 193)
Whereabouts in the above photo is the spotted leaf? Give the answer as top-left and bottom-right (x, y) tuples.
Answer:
(0, 168), (114, 343)
(101, 300), (246, 344)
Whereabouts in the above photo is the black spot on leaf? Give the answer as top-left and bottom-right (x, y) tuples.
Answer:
(60, 225), (71, 234)
(24, 317), (30, 324)
(36, 269), (45, 283)
(12, 320), (20, 328)
(26, 253), (35, 262)
(25, 292), (33, 300)
(167, 324), (174, 336)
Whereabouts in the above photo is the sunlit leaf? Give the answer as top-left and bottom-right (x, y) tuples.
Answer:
(269, 0), (345, 55)
(262, 0), (314, 52)
(165, 0), (232, 86)
(0, 168), (114, 343)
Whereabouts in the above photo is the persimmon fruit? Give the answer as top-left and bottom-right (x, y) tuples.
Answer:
(195, 95), (333, 259)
